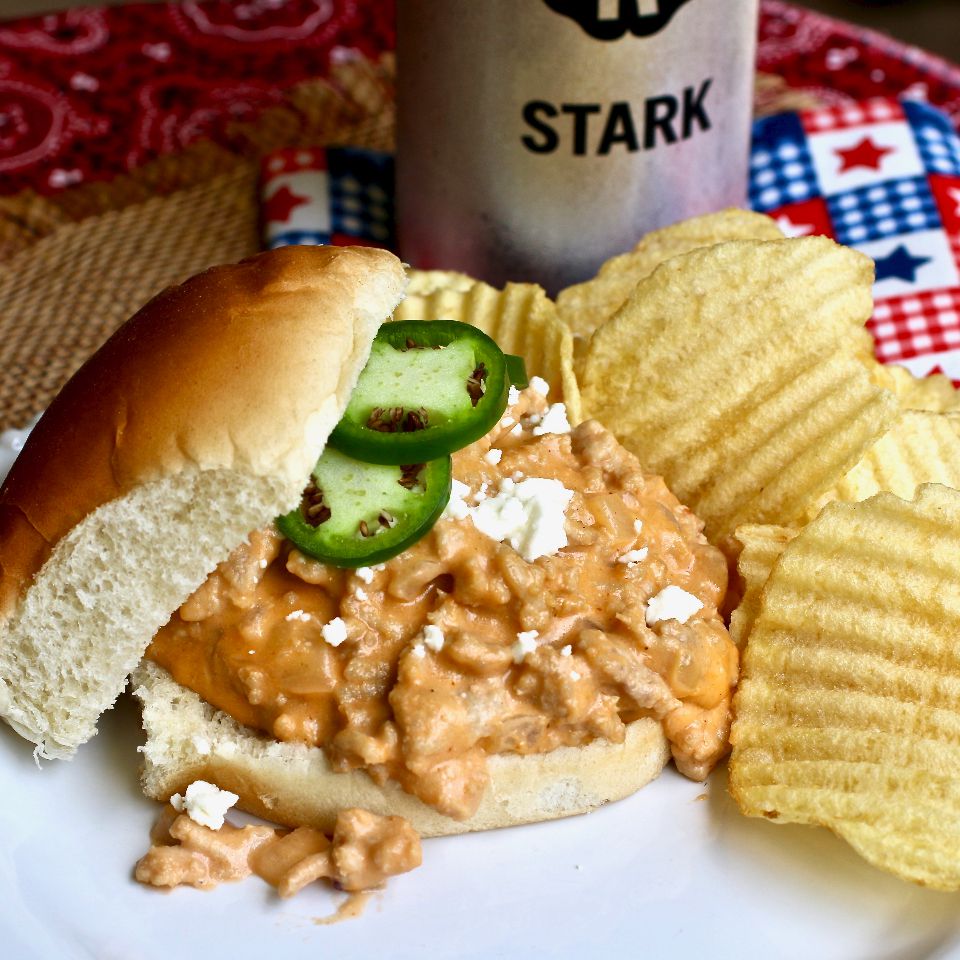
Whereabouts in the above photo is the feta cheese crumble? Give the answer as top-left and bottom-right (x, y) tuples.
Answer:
(531, 403), (571, 437)
(645, 586), (704, 626)
(355, 566), (375, 584)
(560, 644), (572, 657)
(442, 478), (472, 521)
(507, 385), (521, 406)
(411, 642), (426, 659)
(617, 547), (649, 567)
(170, 781), (238, 830)
(530, 376), (550, 396)
(284, 609), (311, 622)
(421, 624), (445, 652)
(469, 477), (575, 562)
(512, 630), (540, 663)
(321, 616), (349, 647)
(484, 447), (503, 466)
(354, 587), (368, 602)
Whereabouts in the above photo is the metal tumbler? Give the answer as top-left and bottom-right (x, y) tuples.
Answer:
(397, 0), (759, 293)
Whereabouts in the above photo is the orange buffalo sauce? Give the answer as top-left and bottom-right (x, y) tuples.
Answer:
(147, 387), (738, 820)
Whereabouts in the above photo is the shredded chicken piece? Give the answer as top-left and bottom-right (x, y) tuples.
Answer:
(135, 805), (422, 898)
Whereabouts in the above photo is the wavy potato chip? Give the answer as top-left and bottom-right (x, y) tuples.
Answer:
(867, 362), (959, 413)
(730, 484), (960, 889)
(393, 279), (581, 423)
(805, 409), (960, 518)
(556, 209), (783, 346)
(728, 525), (797, 647)
(579, 237), (897, 543)
(405, 269), (478, 297)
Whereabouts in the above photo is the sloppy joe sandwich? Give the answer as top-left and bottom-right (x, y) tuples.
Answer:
(0, 245), (737, 851)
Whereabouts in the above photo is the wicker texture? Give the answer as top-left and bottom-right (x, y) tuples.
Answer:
(0, 166), (259, 428)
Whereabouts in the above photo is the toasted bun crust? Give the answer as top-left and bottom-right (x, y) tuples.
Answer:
(0, 246), (406, 758)
(133, 662), (671, 837)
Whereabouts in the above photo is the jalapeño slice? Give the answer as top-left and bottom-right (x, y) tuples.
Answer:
(328, 320), (510, 465)
(505, 354), (529, 389)
(277, 447), (452, 568)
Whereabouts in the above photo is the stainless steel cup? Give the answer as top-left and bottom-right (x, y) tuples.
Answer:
(397, 0), (759, 293)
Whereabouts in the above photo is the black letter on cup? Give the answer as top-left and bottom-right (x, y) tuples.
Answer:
(521, 101), (560, 153)
(598, 102), (639, 155)
(682, 80), (713, 138)
(644, 95), (679, 149)
(561, 103), (602, 156)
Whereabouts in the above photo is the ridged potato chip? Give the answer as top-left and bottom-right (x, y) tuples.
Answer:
(394, 279), (581, 423)
(579, 237), (897, 543)
(728, 525), (797, 647)
(730, 484), (960, 890)
(557, 209), (783, 346)
(805, 409), (960, 518)
(867, 362), (959, 413)
(406, 269), (478, 296)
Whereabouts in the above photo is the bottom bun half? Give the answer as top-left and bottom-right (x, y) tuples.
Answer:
(132, 661), (671, 838)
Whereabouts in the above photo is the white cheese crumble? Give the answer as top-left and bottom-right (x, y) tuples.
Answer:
(645, 586), (704, 626)
(560, 644), (572, 657)
(512, 630), (540, 663)
(617, 547), (649, 567)
(355, 566), (375, 584)
(284, 609), (311, 622)
(507, 385), (521, 406)
(530, 375), (550, 396)
(321, 616), (349, 647)
(354, 587), (368, 602)
(411, 642), (426, 659)
(531, 403), (571, 437)
(170, 781), (238, 830)
(633, 519), (644, 534)
(484, 447), (503, 466)
(570, 670), (582, 681)
(510, 423), (522, 437)
(469, 477), (574, 562)
(421, 624), (445, 652)
(442, 478), (472, 521)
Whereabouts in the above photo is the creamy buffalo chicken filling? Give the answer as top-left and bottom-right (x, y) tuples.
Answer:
(147, 386), (738, 821)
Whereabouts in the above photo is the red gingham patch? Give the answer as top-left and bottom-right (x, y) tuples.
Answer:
(869, 288), (960, 362)
(802, 98), (905, 135)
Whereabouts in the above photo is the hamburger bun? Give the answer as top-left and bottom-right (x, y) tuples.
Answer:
(0, 245), (407, 759)
(132, 660), (670, 837)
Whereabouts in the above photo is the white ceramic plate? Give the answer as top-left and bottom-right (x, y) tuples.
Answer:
(2, 695), (959, 960)
(1, 428), (958, 960)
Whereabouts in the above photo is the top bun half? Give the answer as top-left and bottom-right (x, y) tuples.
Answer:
(0, 245), (406, 758)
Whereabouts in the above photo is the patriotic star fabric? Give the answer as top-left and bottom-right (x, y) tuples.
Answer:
(751, 97), (960, 384)
(260, 146), (394, 249)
